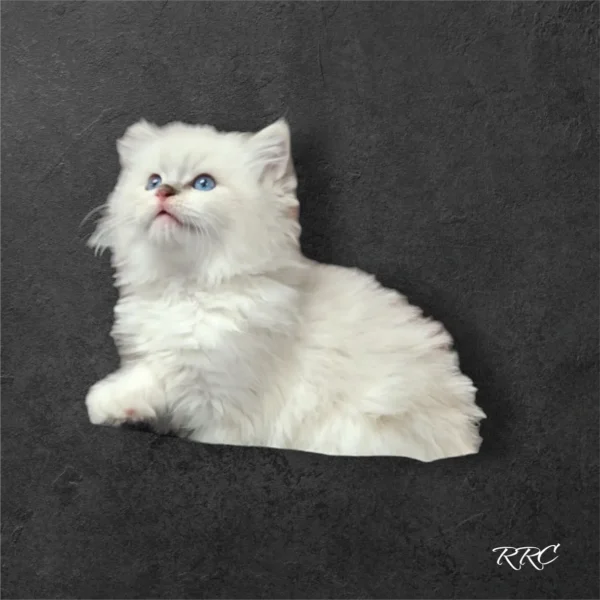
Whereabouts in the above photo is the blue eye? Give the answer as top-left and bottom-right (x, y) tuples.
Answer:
(146, 174), (162, 190)
(192, 174), (216, 191)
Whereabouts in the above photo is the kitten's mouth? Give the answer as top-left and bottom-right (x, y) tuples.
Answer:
(155, 210), (183, 226)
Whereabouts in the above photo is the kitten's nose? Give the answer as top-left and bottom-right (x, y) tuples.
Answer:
(155, 184), (177, 200)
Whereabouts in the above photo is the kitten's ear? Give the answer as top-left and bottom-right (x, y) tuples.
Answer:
(248, 119), (296, 191)
(117, 119), (159, 167)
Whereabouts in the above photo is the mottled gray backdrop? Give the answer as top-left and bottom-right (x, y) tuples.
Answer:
(2, 2), (598, 598)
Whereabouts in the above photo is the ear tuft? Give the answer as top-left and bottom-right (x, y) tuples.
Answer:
(117, 119), (159, 167)
(248, 119), (294, 184)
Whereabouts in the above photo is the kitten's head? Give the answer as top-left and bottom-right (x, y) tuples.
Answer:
(91, 119), (301, 284)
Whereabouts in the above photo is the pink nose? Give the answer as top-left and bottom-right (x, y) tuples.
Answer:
(156, 184), (176, 201)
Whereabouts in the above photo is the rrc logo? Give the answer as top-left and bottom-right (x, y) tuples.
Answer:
(492, 544), (560, 571)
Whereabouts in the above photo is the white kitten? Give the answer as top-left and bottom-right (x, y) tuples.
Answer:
(86, 118), (485, 461)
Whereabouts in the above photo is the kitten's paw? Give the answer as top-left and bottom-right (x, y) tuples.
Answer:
(86, 376), (158, 427)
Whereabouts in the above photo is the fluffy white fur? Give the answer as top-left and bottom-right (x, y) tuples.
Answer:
(86, 118), (485, 461)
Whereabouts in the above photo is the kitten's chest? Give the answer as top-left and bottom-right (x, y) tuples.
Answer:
(112, 291), (248, 357)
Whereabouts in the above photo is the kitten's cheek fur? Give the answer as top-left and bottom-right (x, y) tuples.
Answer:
(86, 364), (164, 426)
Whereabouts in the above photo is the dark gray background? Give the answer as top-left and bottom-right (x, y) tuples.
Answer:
(2, 1), (598, 598)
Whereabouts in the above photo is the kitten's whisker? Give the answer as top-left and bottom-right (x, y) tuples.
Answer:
(87, 213), (138, 255)
(79, 204), (108, 229)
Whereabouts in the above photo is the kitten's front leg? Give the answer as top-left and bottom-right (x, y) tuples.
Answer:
(86, 362), (166, 427)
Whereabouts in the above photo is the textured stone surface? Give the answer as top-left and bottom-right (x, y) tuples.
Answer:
(2, 1), (598, 598)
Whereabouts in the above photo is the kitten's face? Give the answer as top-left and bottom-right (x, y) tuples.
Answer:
(115, 125), (257, 245)
(92, 119), (300, 279)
